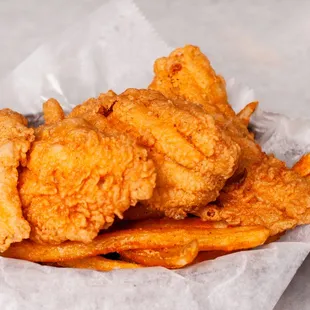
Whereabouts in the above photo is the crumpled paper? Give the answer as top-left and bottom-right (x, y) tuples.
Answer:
(0, 0), (170, 115)
(0, 1), (310, 309)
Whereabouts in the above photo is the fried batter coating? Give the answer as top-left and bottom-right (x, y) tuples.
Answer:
(149, 46), (232, 118)
(0, 109), (34, 252)
(19, 103), (156, 244)
(43, 98), (65, 125)
(237, 102), (259, 126)
(99, 89), (240, 219)
(149, 45), (263, 175)
(149, 45), (310, 234)
(200, 156), (310, 235)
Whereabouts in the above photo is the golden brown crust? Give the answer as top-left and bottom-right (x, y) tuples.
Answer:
(237, 101), (259, 126)
(198, 156), (310, 235)
(20, 105), (156, 244)
(0, 109), (34, 252)
(149, 45), (263, 176)
(43, 98), (65, 125)
(149, 45), (233, 118)
(101, 88), (240, 218)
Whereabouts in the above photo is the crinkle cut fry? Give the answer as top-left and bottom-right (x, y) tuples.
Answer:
(120, 240), (199, 269)
(55, 256), (142, 271)
(2, 225), (269, 262)
(148, 46), (310, 233)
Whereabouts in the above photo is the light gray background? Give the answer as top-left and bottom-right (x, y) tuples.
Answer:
(0, 0), (309, 309)
(1, 0), (309, 118)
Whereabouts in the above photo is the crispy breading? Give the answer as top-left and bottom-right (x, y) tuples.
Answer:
(19, 103), (156, 244)
(197, 156), (310, 235)
(149, 45), (263, 175)
(0, 109), (34, 252)
(43, 98), (65, 125)
(237, 102), (259, 126)
(100, 89), (240, 219)
(149, 45), (310, 235)
(149, 45), (232, 118)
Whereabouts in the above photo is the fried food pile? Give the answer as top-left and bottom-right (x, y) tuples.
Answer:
(0, 110), (34, 252)
(1, 45), (310, 271)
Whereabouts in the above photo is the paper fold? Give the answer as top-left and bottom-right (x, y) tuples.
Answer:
(0, 1), (309, 309)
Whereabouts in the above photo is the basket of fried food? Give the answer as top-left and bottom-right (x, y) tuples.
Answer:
(1, 45), (310, 272)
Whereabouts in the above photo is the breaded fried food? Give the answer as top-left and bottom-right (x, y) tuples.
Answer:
(120, 240), (199, 268)
(98, 89), (240, 219)
(200, 156), (310, 235)
(19, 102), (156, 244)
(43, 98), (65, 125)
(237, 102), (259, 126)
(149, 45), (310, 235)
(2, 224), (269, 262)
(0, 109), (34, 252)
(149, 45), (263, 175)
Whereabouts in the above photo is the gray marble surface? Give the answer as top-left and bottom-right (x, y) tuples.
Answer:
(0, 1), (309, 309)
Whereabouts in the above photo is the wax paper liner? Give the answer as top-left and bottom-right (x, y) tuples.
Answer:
(0, 1), (310, 309)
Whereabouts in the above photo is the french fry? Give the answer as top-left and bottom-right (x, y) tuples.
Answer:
(55, 256), (141, 271)
(264, 232), (285, 244)
(121, 240), (199, 269)
(120, 217), (228, 230)
(237, 101), (259, 126)
(292, 154), (310, 177)
(192, 251), (231, 264)
(191, 232), (285, 265)
(2, 225), (269, 263)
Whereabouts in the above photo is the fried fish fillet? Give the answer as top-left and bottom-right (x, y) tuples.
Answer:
(19, 101), (156, 244)
(96, 88), (240, 219)
(149, 45), (310, 235)
(0, 109), (34, 252)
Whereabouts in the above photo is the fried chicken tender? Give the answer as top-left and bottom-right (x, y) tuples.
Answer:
(19, 102), (156, 244)
(200, 156), (310, 235)
(149, 45), (310, 234)
(98, 89), (240, 219)
(0, 109), (34, 252)
(149, 45), (263, 175)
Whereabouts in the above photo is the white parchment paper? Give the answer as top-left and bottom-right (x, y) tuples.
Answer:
(0, 1), (310, 309)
